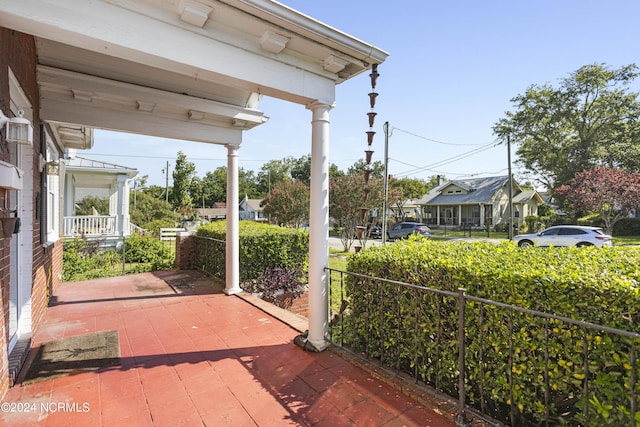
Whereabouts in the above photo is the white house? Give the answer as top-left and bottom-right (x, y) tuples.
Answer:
(239, 196), (267, 221)
(418, 176), (544, 229)
(63, 151), (138, 244)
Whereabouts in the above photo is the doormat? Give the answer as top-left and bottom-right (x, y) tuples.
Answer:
(21, 330), (120, 385)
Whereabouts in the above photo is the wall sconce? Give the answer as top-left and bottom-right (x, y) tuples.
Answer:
(0, 109), (33, 146)
(39, 156), (60, 175)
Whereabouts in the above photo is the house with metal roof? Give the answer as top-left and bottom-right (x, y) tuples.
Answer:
(416, 176), (544, 230)
(63, 151), (138, 242)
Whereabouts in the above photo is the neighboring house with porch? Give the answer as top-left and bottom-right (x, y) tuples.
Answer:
(239, 196), (267, 221)
(0, 0), (387, 398)
(63, 151), (138, 245)
(417, 176), (544, 229)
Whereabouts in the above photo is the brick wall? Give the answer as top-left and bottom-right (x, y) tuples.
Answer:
(175, 232), (195, 270)
(287, 290), (309, 318)
(0, 28), (49, 400)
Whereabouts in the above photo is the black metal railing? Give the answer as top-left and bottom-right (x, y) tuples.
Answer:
(327, 267), (640, 426)
(192, 235), (226, 279)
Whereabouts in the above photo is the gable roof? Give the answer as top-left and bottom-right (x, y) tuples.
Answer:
(513, 189), (545, 204)
(241, 198), (264, 212)
(418, 176), (514, 205)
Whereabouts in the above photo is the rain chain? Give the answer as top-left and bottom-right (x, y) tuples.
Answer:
(355, 64), (379, 251)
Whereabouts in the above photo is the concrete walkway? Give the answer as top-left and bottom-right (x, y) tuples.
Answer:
(0, 270), (456, 426)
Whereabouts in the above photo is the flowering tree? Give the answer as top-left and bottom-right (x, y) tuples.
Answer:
(260, 179), (309, 228)
(555, 167), (640, 234)
(329, 174), (388, 251)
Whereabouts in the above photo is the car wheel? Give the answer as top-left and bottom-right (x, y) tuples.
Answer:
(576, 242), (593, 247)
(518, 240), (533, 247)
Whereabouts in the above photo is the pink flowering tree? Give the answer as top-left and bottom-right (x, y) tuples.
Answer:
(555, 167), (640, 235)
(261, 179), (310, 228)
(329, 174), (396, 251)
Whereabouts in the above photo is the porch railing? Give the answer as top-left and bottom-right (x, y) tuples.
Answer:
(64, 215), (116, 237)
(191, 235), (226, 280)
(327, 267), (640, 426)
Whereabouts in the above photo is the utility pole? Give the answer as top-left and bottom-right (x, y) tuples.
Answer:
(164, 161), (169, 203)
(382, 121), (390, 244)
(507, 135), (514, 240)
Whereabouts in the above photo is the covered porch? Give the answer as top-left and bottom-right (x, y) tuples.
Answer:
(1, 271), (455, 426)
(422, 204), (493, 229)
(63, 154), (139, 241)
(1, 0), (389, 353)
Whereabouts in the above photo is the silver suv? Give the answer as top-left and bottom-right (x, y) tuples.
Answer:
(387, 222), (431, 240)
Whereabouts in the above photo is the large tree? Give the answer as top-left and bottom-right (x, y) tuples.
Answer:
(493, 63), (640, 189)
(555, 167), (640, 235)
(172, 151), (196, 209)
(261, 179), (310, 228)
(329, 174), (388, 251)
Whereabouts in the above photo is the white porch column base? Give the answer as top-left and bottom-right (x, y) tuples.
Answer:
(304, 100), (332, 352)
(224, 144), (242, 295)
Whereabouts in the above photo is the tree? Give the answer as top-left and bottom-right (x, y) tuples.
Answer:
(347, 159), (385, 179)
(130, 190), (179, 230)
(172, 151), (196, 209)
(75, 195), (109, 215)
(261, 180), (310, 228)
(329, 174), (385, 251)
(257, 158), (295, 195)
(202, 167), (227, 204)
(493, 63), (640, 189)
(555, 167), (640, 235)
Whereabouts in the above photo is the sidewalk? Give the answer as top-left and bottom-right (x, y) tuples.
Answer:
(0, 270), (456, 426)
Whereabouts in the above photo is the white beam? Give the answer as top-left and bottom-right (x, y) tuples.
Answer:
(0, 0), (337, 105)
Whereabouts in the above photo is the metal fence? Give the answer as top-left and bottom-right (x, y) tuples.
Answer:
(327, 267), (640, 426)
(191, 235), (226, 279)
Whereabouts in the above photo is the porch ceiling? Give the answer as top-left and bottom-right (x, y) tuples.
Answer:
(0, 0), (388, 146)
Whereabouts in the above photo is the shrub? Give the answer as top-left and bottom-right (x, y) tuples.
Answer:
(63, 235), (175, 281)
(125, 234), (174, 268)
(196, 221), (308, 281)
(342, 237), (640, 425)
(143, 219), (177, 235)
(241, 266), (305, 307)
(612, 217), (640, 236)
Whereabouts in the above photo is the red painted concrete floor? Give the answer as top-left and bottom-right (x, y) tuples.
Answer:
(0, 271), (456, 426)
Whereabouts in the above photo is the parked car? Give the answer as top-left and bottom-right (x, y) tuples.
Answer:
(367, 224), (382, 239)
(353, 224), (382, 239)
(512, 225), (612, 248)
(387, 222), (431, 240)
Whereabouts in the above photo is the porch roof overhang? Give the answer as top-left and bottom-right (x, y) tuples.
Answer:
(0, 0), (388, 146)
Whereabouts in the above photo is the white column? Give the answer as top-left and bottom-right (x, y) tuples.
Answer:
(458, 204), (462, 226)
(116, 175), (127, 237)
(307, 100), (332, 351)
(479, 204), (485, 227)
(224, 144), (241, 295)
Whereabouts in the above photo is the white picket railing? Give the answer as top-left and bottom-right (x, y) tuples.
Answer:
(64, 215), (116, 237)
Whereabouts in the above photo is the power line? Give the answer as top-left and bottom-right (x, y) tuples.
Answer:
(391, 127), (485, 146)
(393, 141), (499, 178)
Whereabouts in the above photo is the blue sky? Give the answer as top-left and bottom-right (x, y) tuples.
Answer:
(83, 0), (640, 188)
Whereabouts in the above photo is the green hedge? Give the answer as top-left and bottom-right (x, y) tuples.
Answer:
(343, 237), (640, 425)
(63, 236), (175, 281)
(196, 221), (308, 281)
(613, 217), (640, 236)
